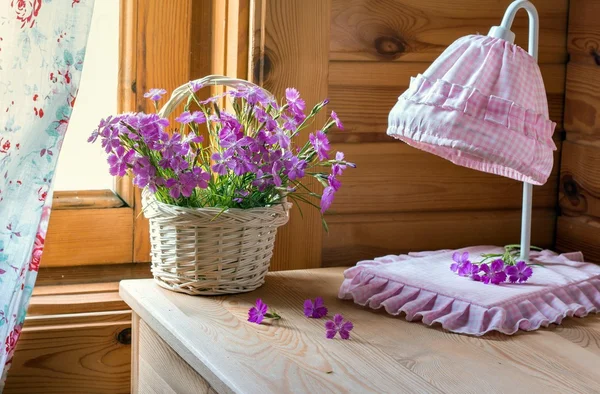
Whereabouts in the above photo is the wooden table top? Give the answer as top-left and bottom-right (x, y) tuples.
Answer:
(120, 267), (600, 394)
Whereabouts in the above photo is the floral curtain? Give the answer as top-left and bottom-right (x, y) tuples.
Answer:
(0, 0), (95, 386)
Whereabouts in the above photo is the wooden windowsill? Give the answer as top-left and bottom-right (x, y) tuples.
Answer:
(53, 189), (126, 210)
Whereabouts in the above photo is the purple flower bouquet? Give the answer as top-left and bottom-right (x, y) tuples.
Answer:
(89, 76), (353, 295)
(90, 76), (353, 214)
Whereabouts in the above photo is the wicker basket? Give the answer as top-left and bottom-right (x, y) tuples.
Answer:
(143, 76), (290, 295)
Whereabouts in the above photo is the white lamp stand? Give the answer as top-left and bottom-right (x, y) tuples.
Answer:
(488, 0), (540, 262)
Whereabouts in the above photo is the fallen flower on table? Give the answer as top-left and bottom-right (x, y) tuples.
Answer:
(304, 297), (328, 319)
(325, 314), (353, 340)
(248, 299), (281, 324)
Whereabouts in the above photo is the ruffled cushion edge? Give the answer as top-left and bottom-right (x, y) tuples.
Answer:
(338, 266), (600, 336)
(393, 74), (557, 149)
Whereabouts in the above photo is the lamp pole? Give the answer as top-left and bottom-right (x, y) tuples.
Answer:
(488, 0), (539, 262)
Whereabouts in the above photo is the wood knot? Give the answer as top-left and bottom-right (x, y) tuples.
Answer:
(562, 175), (579, 199)
(253, 52), (273, 83)
(591, 49), (600, 66)
(117, 328), (131, 345)
(374, 36), (406, 59)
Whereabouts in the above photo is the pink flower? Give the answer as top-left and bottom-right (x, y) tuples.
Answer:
(248, 299), (280, 324)
(143, 88), (167, 101)
(450, 251), (470, 273)
(458, 261), (480, 280)
(189, 80), (204, 93)
(330, 111), (344, 130)
(304, 297), (328, 318)
(480, 260), (507, 285)
(175, 111), (206, 124)
(29, 233), (44, 272)
(320, 186), (335, 214)
(325, 314), (353, 340)
(37, 185), (48, 201)
(309, 130), (330, 161)
(12, 0), (42, 28)
(505, 261), (533, 283)
(248, 299), (268, 324)
(5, 325), (22, 356)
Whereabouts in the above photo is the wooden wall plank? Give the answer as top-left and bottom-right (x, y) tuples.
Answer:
(328, 62), (566, 138)
(133, 0), (216, 263)
(329, 62), (566, 93)
(250, 0), (331, 271)
(323, 209), (556, 266)
(564, 63), (600, 143)
(330, 0), (568, 64)
(567, 0), (600, 64)
(133, 0), (192, 262)
(329, 143), (559, 215)
(557, 0), (600, 263)
(42, 208), (133, 267)
(115, 0), (137, 207)
(556, 216), (600, 263)
(5, 320), (131, 394)
(559, 141), (600, 218)
(191, 0), (215, 89)
(226, 0), (250, 80)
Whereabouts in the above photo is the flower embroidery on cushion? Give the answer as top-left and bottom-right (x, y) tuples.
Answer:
(11, 0), (42, 29)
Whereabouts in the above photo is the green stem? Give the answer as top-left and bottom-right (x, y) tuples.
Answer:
(264, 312), (281, 320)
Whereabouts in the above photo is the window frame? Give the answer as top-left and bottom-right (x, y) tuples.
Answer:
(42, 0), (138, 268)
(42, 0), (217, 270)
(41, 0), (324, 274)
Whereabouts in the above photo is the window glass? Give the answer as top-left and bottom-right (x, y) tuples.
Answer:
(54, 0), (119, 191)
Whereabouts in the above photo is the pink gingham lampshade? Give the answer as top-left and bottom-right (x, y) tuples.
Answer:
(387, 34), (557, 185)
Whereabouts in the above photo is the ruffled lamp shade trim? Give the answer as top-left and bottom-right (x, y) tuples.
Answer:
(398, 74), (556, 147)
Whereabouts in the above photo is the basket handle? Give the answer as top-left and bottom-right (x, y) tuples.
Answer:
(158, 75), (275, 118)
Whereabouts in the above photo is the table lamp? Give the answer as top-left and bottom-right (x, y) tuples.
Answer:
(339, 0), (600, 336)
(387, 0), (555, 262)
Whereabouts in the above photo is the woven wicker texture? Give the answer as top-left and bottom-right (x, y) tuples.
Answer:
(144, 76), (289, 295)
(143, 190), (289, 295)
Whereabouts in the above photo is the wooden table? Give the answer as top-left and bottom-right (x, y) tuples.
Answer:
(120, 267), (600, 394)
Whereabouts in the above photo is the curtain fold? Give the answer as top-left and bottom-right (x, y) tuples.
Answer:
(0, 0), (95, 386)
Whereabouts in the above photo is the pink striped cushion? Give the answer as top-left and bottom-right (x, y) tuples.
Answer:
(339, 246), (600, 336)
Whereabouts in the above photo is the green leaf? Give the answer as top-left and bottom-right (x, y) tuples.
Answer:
(64, 50), (74, 66)
(56, 105), (72, 120)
